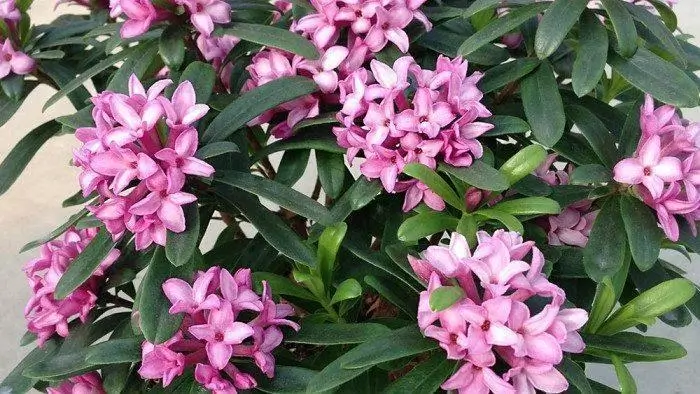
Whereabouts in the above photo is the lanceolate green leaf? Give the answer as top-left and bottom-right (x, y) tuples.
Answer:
(620, 195), (661, 271)
(535, 0), (588, 59)
(316, 151), (346, 199)
(458, 3), (550, 56)
(251, 272), (316, 301)
(85, 338), (141, 364)
(609, 47), (699, 108)
(612, 356), (637, 394)
(106, 41), (158, 93)
(165, 202), (200, 267)
(0, 120), (62, 197)
(499, 144), (548, 185)
(478, 58), (540, 93)
(566, 105), (620, 168)
(383, 353), (457, 394)
(257, 366), (317, 394)
(569, 164), (612, 185)
(217, 23), (319, 60)
(624, 2), (686, 66)
(521, 62), (566, 147)
(159, 25), (186, 69)
(339, 326), (438, 369)
(493, 197), (561, 216)
(398, 212), (459, 243)
(54, 228), (117, 299)
(178, 61), (217, 104)
(573, 10), (609, 97)
(317, 222), (348, 287)
(484, 115), (531, 136)
(583, 196), (627, 282)
(438, 161), (509, 192)
(214, 170), (332, 225)
(202, 76), (318, 143)
(474, 208), (524, 234)
(0, 340), (59, 393)
(20, 209), (89, 253)
(556, 358), (593, 394)
(601, 0), (638, 57)
(583, 332), (687, 362)
(275, 149), (310, 187)
(403, 163), (463, 210)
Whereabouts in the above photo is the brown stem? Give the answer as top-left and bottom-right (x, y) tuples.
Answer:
(493, 81), (520, 105)
(246, 130), (277, 179)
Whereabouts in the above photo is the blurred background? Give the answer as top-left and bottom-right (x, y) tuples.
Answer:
(1, 0), (699, 392)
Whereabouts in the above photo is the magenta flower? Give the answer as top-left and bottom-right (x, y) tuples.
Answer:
(189, 302), (255, 370)
(118, 0), (158, 38)
(163, 268), (221, 314)
(0, 39), (35, 79)
(179, 0), (231, 36)
(547, 207), (599, 247)
(441, 362), (516, 394)
(162, 81), (210, 127)
(0, 0), (20, 22)
(155, 128), (215, 178)
(138, 335), (186, 387)
(46, 372), (105, 394)
(614, 135), (683, 199)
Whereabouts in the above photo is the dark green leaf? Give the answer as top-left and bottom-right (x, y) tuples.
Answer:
(397, 212), (459, 242)
(620, 195), (660, 271)
(217, 23), (319, 59)
(429, 286), (464, 312)
(648, 0), (677, 31)
(214, 170), (332, 225)
(202, 76), (318, 143)
(316, 151), (346, 199)
(586, 278), (617, 334)
(54, 228), (117, 299)
(438, 161), (509, 192)
(1, 74), (24, 101)
(0, 340), (59, 393)
(287, 323), (391, 345)
(601, 0), (637, 57)
(257, 366), (317, 394)
(403, 163), (463, 210)
(458, 3), (550, 56)
(106, 41), (158, 93)
(535, 0), (588, 59)
(610, 47), (699, 108)
(624, 2), (685, 66)
(484, 115), (530, 136)
(166, 203), (200, 267)
(340, 326), (438, 369)
(159, 25), (186, 69)
(195, 141), (240, 160)
(0, 120), (61, 197)
(21, 348), (94, 380)
(619, 95), (644, 156)
(478, 58), (540, 93)
(584, 196), (627, 282)
(364, 275), (418, 316)
(179, 61), (217, 104)
(56, 105), (94, 131)
(474, 208), (524, 233)
(557, 358), (593, 394)
(521, 62), (566, 146)
(0, 81), (37, 127)
(252, 272), (316, 301)
(566, 105), (620, 168)
(383, 353), (457, 394)
(253, 127), (345, 162)
(570, 164), (612, 185)
(573, 10), (609, 96)
(276, 149), (310, 187)
(583, 332), (686, 362)
(20, 209), (89, 253)
(85, 338), (141, 364)
(326, 178), (382, 223)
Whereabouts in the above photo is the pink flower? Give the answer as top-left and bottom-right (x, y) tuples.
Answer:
(365, 6), (413, 52)
(0, 39), (35, 79)
(138, 336), (186, 386)
(194, 364), (237, 394)
(400, 180), (445, 212)
(46, 372), (105, 394)
(128, 175), (198, 233)
(119, 0), (158, 38)
(155, 128), (215, 178)
(162, 81), (210, 127)
(503, 356), (569, 394)
(0, 0), (20, 22)
(462, 297), (520, 353)
(614, 135), (684, 199)
(179, 0), (231, 36)
(442, 363), (515, 394)
(534, 154), (569, 186)
(547, 207), (599, 247)
(163, 268), (222, 314)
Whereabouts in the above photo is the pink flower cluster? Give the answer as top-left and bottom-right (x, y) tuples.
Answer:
(138, 267), (299, 392)
(0, 1), (35, 80)
(293, 0), (431, 54)
(46, 372), (105, 394)
(410, 231), (588, 393)
(23, 228), (120, 346)
(73, 75), (214, 250)
(109, 0), (230, 38)
(613, 94), (700, 241)
(534, 155), (599, 247)
(333, 55), (493, 211)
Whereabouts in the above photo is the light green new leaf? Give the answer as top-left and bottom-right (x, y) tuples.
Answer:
(403, 163), (463, 210)
(429, 286), (464, 312)
(439, 161), (509, 192)
(499, 144), (548, 185)
(317, 222), (348, 287)
(330, 278), (362, 305)
(474, 208), (524, 234)
(583, 332), (687, 362)
(398, 212), (459, 243)
(612, 356), (638, 394)
(493, 197), (561, 216)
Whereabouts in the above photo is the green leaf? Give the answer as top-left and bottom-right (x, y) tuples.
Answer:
(484, 115), (530, 137)
(364, 274), (418, 316)
(214, 170), (332, 225)
(647, 0), (677, 31)
(159, 25), (186, 69)
(474, 208), (524, 234)
(287, 323), (391, 345)
(166, 203), (200, 267)
(316, 151), (346, 199)
(106, 41), (159, 93)
(586, 278), (617, 333)
(573, 10), (609, 97)
(306, 356), (371, 392)
(521, 62), (566, 147)
(0, 81), (37, 127)
(566, 105), (620, 168)
(44, 46), (136, 110)
(535, 0), (588, 59)
(215, 185), (316, 267)
(252, 272), (316, 301)
(217, 23), (319, 60)
(429, 286), (464, 312)
(458, 3), (550, 56)
(326, 178), (382, 224)
(340, 326), (438, 369)
(0, 340), (59, 393)
(330, 278), (363, 305)
(383, 353), (457, 394)
(583, 332), (687, 362)
(584, 196), (627, 283)
(403, 163), (463, 210)
(570, 164), (612, 185)
(318, 222), (348, 288)
(0, 120), (61, 197)
(601, 0), (637, 57)
(397, 212), (459, 242)
(85, 338), (141, 364)
(21, 348), (93, 380)
(343, 235), (420, 292)
(478, 58), (540, 93)
(195, 141), (240, 160)
(20, 209), (89, 253)
(624, 2), (685, 66)
(499, 144), (548, 185)
(439, 161), (509, 192)
(276, 149), (310, 187)
(620, 195), (661, 271)
(612, 356), (637, 394)
(202, 76), (318, 143)
(179, 61), (217, 104)
(609, 47), (699, 108)
(1, 74), (24, 101)
(557, 358), (593, 394)
(54, 228), (117, 299)
(56, 105), (94, 132)
(493, 197), (561, 216)
(463, 0), (502, 18)
(598, 278), (696, 334)
(139, 247), (193, 343)
(38, 61), (91, 109)
(253, 127), (345, 162)
(619, 96), (644, 156)
(257, 366), (317, 394)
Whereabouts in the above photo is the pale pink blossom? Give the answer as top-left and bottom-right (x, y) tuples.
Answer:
(118, 0), (158, 38)
(46, 372), (106, 394)
(0, 39), (35, 79)
(0, 0), (20, 22)
(138, 335), (186, 387)
(547, 207), (599, 247)
(179, 0), (231, 36)
(614, 135), (683, 199)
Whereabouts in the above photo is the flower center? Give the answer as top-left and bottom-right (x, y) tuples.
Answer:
(3, 53), (11, 62)
(416, 148), (423, 154)
(450, 333), (458, 343)
(643, 167), (652, 176)
(481, 320), (491, 331)
(214, 332), (224, 342)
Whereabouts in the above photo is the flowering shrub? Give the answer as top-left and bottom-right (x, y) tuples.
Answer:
(0, 0), (699, 393)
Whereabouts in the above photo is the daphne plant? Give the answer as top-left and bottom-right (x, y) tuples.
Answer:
(1, 0), (700, 393)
